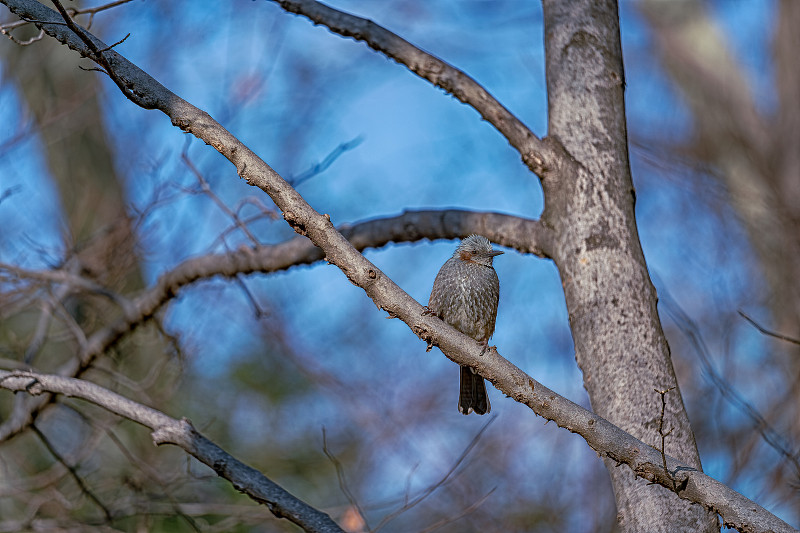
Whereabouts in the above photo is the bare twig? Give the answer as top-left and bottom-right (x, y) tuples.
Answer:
(738, 310), (800, 346)
(290, 136), (364, 187)
(66, 0), (135, 26)
(654, 387), (677, 491)
(372, 417), (495, 533)
(416, 488), (495, 533)
(96, 31), (128, 53)
(0, 22), (44, 44)
(322, 428), (370, 532)
(30, 423), (113, 522)
(180, 149), (260, 246)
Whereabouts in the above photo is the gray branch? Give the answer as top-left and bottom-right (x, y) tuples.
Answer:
(0, 370), (344, 533)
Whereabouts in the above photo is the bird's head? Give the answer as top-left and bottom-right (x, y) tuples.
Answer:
(455, 234), (504, 267)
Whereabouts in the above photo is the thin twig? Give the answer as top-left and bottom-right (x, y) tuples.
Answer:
(416, 488), (496, 533)
(654, 387), (676, 491)
(31, 423), (113, 522)
(372, 417), (495, 533)
(180, 149), (260, 246)
(290, 136), (364, 187)
(322, 427), (370, 532)
(738, 310), (800, 346)
(96, 31), (129, 53)
(0, 22), (43, 44)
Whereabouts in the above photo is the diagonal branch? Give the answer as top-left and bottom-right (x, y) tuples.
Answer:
(0, 2), (794, 531)
(0, 370), (344, 533)
(269, 0), (560, 179)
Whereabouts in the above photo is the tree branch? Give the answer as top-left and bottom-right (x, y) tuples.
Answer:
(0, 2), (794, 531)
(77, 209), (547, 370)
(0, 370), (344, 533)
(0, 209), (548, 442)
(269, 0), (560, 179)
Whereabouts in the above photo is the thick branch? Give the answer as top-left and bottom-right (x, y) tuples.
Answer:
(0, 2), (794, 531)
(269, 0), (560, 179)
(0, 370), (344, 533)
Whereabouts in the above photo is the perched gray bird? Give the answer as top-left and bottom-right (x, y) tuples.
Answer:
(427, 234), (503, 415)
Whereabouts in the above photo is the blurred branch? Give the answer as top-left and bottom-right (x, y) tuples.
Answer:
(30, 423), (113, 523)
(417, 489), (495, 533)
(290, 135), (363, 187)
(662, 293), (800, 478)
(639, 0), (800, 339)
(0, 370), (345, 533)
(0, 1), (793, 531)
(0, 185), (21, 205)
(738, 310), (800, 347)
(322, 428), (369, 531)
(269, 0), (560, 179)
(0, 260), (132, 315)
(372, 417), (495, 533)
(180, 149), (261, 246)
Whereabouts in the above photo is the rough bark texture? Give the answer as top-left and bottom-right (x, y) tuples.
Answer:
(541, 1), (718, 531)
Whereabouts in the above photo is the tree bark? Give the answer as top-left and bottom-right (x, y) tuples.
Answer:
(541, 1), (718, 530)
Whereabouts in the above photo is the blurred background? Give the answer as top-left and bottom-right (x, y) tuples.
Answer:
(0, 1), (797, 531)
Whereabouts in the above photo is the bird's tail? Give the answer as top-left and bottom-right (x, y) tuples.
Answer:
(458, 365), (491, 415)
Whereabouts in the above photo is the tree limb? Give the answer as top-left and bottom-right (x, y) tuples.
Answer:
(0, 370), (345, 533)
(0, 209), (548, 441)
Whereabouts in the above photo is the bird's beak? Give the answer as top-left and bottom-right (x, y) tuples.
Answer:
(490, 250), (504, 257)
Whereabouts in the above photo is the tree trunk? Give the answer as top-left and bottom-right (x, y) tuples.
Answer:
(541, 1), (718, 530)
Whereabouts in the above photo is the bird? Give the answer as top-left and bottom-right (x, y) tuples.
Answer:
(427, 234), (503, 415)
